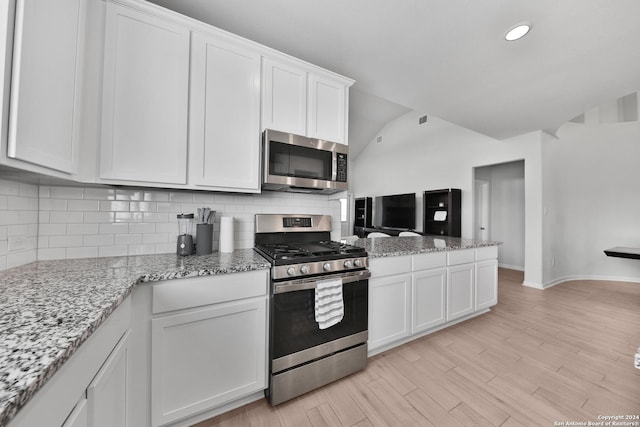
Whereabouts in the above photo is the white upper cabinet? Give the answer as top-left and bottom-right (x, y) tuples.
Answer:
(261, 58), (307, 136)
(307, 73), (348, 143)
(189, 32), (261, 192)
(7, 0), (85, 174)
(99, 3), (189, 185)
(262, 57), (352, 144)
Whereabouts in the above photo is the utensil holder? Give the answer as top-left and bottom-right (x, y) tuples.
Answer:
(196, 223), (213, 255)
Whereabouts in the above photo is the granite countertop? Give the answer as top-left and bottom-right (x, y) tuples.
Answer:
(352, 234), (501, 258)
(0, 249), (270, 427)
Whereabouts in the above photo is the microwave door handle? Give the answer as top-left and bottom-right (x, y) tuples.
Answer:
(273, 270), (371, 294)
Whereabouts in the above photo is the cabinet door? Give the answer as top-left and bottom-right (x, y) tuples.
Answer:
(87, 329), (130, 427)
(446, 263), (475, 321)
(100, 4), (189, 184)
(475, 259), (498, 310)
(8, 0), (84, 173)
(307, 73), (347, 144)
(189, 33), (261, 192)
(412, 268), (446, 334)
(368, 274), (411, 351)
(261, 58), (307, 135)
(151, 297), (267, 427)
(62, 398), (88, 427)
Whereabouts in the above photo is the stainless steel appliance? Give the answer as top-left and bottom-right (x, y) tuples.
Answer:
(254, 214), (369, 405)
(262, 129), (348, 194)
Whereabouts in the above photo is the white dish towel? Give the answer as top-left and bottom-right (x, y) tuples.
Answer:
(315, 278), (344, 330)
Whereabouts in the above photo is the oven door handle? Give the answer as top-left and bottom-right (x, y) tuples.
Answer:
(273, 270), (371, 294)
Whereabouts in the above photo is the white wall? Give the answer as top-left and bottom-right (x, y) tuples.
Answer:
(542, 121), (640, 285)
(352, 111), (544, 286)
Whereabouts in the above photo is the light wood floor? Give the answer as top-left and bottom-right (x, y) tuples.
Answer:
(195, 269), (640, 426)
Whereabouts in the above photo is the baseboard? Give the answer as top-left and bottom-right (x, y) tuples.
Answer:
(542, 274), (640, 289)
(499, 263), (524, 271)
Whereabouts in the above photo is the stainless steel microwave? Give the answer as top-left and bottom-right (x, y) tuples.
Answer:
(262, 129), (348, 194)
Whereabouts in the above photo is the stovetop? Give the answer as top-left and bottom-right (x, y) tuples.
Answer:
(255, 240), (366, 265)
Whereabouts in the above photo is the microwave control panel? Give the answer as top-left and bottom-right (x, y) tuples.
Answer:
(336, 153), (348, 182)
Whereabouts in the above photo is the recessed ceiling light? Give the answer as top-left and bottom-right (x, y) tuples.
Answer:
(505, 24), (531, 41)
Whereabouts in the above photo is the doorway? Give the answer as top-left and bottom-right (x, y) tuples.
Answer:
(473, 160), (525, 271)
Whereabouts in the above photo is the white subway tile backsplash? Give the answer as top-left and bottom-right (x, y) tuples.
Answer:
(99, 245), (127, 257)
(50, 186), (84, 199)
(67, 224), (100, 235)
(85, 212), (115, 223)
(39, 224), (67, 236)
(142, 233), (170, 244)
(143, 191), (168, 202)
(0, 182), (340, 268)
(157, 202), (183, 213)
(0, 180), (20, 196)
(67, 246), (98, 259)
(128, 223), (155, 234)
(38, 248), (66, 260)
(114, 234), (142, 245)
(49, 235), (83, 248)
(169, 192), (194, 202)
(68, 199), (100, 212)
(39, 198), (68, 211)
(83, 234), (114, 247)
(50, 211), (83, 224)
(115, 189), (144, 201)
(100, 201), (129, 212)
(130, 202), (157, 212)
(99, 223), (129, 234)
(84, 187), (115, 200)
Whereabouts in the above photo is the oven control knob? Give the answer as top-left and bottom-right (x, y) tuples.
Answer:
(287, 267), (296, 277)
(300, 265), (310, 275)
(323, 263), (332, 271)
(354, 259), (362, 267)
(343, 260), (353, 269)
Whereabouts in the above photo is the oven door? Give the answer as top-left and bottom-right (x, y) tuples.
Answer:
(270, 270), (369, 373)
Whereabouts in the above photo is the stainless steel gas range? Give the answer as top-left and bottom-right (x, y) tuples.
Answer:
(254, 214), (370, 405)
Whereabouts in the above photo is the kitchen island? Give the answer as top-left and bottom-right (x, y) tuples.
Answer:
(352, 234), (502, 355)
(0, 250), (270, 427)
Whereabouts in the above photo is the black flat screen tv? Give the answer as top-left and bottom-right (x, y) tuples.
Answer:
(372, 193), (416, 229)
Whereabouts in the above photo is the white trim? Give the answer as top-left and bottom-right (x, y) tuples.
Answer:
(524, 274), (640, 290)
(499, 262), (524, 271)
(522, 280), (545, 290)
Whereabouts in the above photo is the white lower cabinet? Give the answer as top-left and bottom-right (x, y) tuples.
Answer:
(87, 329), (131, 427)
(150, 270), (268, 427)
(62, 399), (88, 427)
(368, 247), (499, 355)
(412, 267), (447, 334)
(368, 273), (412, 351)
(475, 259), (498, 311)
(446, 263), (475, 322)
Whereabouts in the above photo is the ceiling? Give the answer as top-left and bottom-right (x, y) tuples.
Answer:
(148, 0), (640, 157)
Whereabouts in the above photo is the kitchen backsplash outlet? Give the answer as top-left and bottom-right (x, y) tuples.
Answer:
(35, 185), (342, 262)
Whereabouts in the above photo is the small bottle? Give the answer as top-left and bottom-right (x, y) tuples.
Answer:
(635, 347), (640, 369)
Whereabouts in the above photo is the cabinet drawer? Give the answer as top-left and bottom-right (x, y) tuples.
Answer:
(369, 255), (412, 278)
(152, 269), (268, 314)
(447, 249), (475, 266)
(476, 246), (498, 261)
(412, 252), (447, 271)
